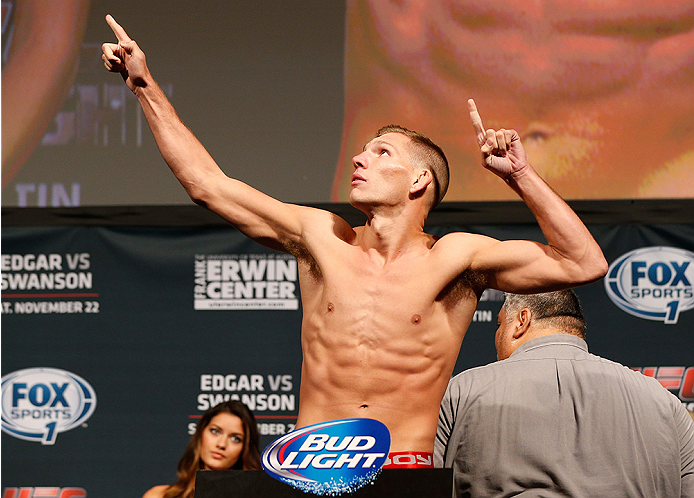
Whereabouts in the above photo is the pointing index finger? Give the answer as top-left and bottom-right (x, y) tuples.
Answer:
(106, 14), (132, 43)
(468, 99), (485, 140)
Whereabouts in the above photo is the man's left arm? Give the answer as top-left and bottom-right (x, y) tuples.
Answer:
(467, 100), (608, 291)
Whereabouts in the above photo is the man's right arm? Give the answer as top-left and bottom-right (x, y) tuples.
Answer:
(102, 15), (305, 251)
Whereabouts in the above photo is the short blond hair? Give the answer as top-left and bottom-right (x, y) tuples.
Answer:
(376, 125), (449, 209)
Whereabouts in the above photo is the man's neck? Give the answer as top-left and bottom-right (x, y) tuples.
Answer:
(357, 209), (428, 263)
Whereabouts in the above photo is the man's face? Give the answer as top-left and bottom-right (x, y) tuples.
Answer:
(495, 308), (517, 361)
(349, 132), (416, 208)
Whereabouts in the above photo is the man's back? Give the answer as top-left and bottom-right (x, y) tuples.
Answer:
(436, 335), (694, 497)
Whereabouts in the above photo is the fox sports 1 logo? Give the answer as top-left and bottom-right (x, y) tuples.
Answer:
(1, 367), (97, 444)
(262, 418), (390, 496)
(604, 247), (694, 324)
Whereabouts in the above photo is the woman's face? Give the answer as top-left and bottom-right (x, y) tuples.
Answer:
(199, 412), (246, 470)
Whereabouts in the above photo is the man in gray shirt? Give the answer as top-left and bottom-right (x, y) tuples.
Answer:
(435, 290), (694, 497)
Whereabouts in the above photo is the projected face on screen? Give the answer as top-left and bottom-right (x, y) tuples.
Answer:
(332, 0), (694, 201)
(1, 0), (91, 196)
(3, 1), (692, 207)
(0, 1), (346, 208)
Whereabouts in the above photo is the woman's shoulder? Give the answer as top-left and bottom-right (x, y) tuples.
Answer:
(141, 484), (171, 498)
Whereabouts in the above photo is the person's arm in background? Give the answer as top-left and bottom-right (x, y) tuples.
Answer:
(1, 0), (91, 187)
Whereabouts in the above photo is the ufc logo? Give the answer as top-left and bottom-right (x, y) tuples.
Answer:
(3, 488), (86, 498)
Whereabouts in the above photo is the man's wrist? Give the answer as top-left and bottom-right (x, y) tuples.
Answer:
(133, 72), (158, 99)
(504, 163), (535, 187)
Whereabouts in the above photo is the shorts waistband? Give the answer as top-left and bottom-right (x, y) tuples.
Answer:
(382, 451), (433, 469)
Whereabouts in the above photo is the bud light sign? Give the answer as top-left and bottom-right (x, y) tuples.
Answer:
(605, 247), (694, 324)
(1, 368), (97, 444)
(262, 418), (390, 496)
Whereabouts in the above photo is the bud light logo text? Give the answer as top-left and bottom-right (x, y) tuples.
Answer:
(1, 368), (97, 444)
(605, 247), (694, 324)
(262, 418), (390, 496)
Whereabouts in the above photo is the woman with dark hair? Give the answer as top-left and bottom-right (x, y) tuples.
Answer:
(142, 400), (261, 498)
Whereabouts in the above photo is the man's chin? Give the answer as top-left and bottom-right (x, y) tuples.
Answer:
(348, 191), (359, 206)
(349, 194), (370, 213)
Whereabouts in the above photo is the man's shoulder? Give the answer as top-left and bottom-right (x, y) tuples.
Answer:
(294, 205), (357, 244)
(577, 351), (687, 406)
(432, 230), (495, 248)
(446, 336), (587, 387)
(429, 231), (497, 275)
(303, 205), (355, 229)
(448, 359), (510, 389)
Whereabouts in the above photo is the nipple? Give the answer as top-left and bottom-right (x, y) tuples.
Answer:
(411, 314), (421, 324)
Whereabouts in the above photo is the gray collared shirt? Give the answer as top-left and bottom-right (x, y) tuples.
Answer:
(435, 334), (694, 497)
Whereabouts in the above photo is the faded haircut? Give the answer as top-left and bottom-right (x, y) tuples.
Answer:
(502, 289), (587, 339)
(376, 125), (449, 209)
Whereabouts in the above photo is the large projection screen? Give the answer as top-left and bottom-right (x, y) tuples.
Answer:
(3, 0), (693, 207)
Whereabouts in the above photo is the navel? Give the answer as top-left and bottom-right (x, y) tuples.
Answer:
(411, 314), (421, 324)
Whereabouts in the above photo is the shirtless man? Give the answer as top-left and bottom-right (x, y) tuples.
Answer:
(333, 0), (694, 201)
(102, 15), (607, 461)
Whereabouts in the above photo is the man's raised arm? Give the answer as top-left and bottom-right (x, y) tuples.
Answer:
(101, 15), (304, 251)
(466, 99), (608, 292)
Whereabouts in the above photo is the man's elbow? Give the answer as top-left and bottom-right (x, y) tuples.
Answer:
(186, 187), (208, 209)
(578, 253), (609, 284)
(191, 196), (209, 210)
(184, 180), (215, 210)
(588, 260), (609, 283)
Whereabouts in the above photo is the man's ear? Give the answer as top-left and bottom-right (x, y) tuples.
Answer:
(513, 308), (532, 339)
(410, 169), (433, 196)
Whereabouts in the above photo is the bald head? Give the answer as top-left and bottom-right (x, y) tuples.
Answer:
(495, 290), (586, 360)
(502, 289), (586, 339)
